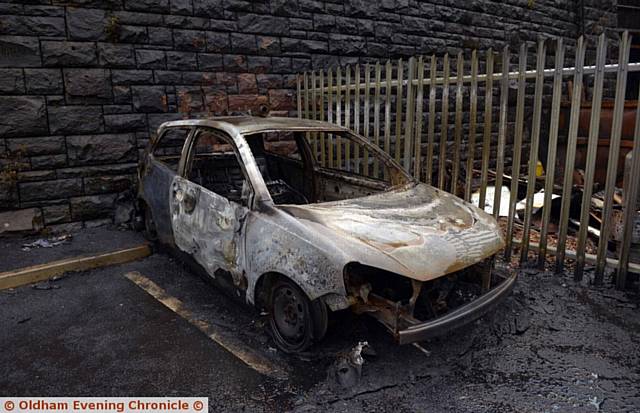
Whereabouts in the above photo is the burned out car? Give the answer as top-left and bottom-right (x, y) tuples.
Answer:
(137, 116), (516, 353)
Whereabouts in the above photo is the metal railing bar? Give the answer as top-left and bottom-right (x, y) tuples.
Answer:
(452, 52), (465, 195)
(574, 34), (607, 280)
(538, 39), (565, 269)
(521, 39), (547, 265)
(464, 49), (479, 202)
(556, 36), (586, 274)
(426, 55), (437, 184)
(478, 49), (494, 209)
(505, 43), (528, 260)
(595, 31), (632, 286)
(493, 46), (510, 219)
(306, 62), (640, 93)
(438, 53), (450, 190)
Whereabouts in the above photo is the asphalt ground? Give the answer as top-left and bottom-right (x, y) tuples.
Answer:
(1, 227), (639, 412)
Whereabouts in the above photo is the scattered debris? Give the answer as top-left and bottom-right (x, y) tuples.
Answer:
(21, 234), (72, 251)
(17, 317), (31, 324)
(31, 281), (61, 290)
(412, 342), (431, 357)
(334, 341), (369, 389)
(515, 190), (559, 214)
(471, 186), (511, 217)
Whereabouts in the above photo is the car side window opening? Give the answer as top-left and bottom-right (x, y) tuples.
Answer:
(186, 129), (250, 207)
(246, 130), (410, 205)
(152, 127), (190, 171)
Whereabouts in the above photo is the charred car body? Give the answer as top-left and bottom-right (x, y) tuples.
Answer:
(137, 116), (516, 352)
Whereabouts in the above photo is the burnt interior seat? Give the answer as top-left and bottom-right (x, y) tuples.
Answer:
(190, 155), (245, 202)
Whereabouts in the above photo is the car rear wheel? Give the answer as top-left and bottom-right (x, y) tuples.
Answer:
(268, 278), (327, 353)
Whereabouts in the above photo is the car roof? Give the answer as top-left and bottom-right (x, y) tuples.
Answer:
(158, 116), (348, 136)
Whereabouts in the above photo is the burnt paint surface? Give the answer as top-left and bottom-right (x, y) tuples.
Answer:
(142, 116), (506, 312)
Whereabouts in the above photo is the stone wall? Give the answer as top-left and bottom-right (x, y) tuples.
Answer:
(0, 0), (617, 231)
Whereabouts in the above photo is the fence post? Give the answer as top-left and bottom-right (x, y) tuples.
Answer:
(595, 31), (631, 286)
(394, 58), (404, 164)
(574, 34), (607, 280)
(319, 69), (326, 166)
(373, 62), (382, 177)
(521, 39), (547, 265)
(354, 64), (361, 172)
(617, 76), (640, 287)
(538, 39), (565, 270)
(478, 49), (494, 209)
(464, 50), (479, 202)
(336, 67), (343, 170)
(345, 65), (352, 170)
(327, 68), (334, 168)
(493, 46), (510, 219)
(438, 53), (450, 190)
(404, 57), (416, 172)
(505, 43), (528, 260)
(364, 63), (371, 176)
(555, 36), (586, 274)
(452, 52), (465, 195)
(297, 74), (302, 118)
(426, 55), (437, 184)
(384, 60), (392, 180)
(413, 56), (425, 180)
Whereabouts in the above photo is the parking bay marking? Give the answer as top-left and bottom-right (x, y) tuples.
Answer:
(124, 271), (287, 380)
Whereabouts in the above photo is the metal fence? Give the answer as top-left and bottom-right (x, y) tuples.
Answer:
(297, 32), (640, 289)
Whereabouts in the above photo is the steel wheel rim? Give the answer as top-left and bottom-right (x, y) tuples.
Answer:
(272, 285), (306, 345)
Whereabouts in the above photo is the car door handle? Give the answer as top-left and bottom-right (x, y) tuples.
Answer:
(175, 189), (197, 213)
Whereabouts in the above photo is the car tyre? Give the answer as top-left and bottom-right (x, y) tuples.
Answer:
(268, 278), (327, 353)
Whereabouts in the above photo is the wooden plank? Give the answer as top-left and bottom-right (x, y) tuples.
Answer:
(336, 67), (343, 169)
(363, 63), (371, 176)
(0, 244), (152, 290)
(327, 68), (334, 168)
(384, 60), (392, 180)
(345, 65), (352, 170)
(354, 64), (361, 172)
(319, 69), (326, 166)
(296, 74), (302, 118)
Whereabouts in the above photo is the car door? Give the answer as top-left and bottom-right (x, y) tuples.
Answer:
(141, 126), (192, 243)
(170, 127), (250, 286)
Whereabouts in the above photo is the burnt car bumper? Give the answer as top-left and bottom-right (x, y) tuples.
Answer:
(397, 270), (517, 344)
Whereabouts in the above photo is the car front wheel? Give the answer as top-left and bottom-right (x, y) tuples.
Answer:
(268, 278), (327, 353)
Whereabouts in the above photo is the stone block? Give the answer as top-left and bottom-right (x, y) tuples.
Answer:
(43, 204), (71, 225)
(136, 49), (166, 69)
(237, 13), (289, 35)
(64, 68), (112, 103)
(84, 175), (133, 194)
(30, 154), (68, 169)
(123, 0), (169, 13)
(166, 51), (197, 70)
(42, 41), (97, 66)
(98, 43), (136, 67)
(0, 69), (25, 94)
(170, 0), (193, 14)
(0, 96), (47, 138)
(67, 133), (137, 166)
(197, 53), (223, 71)
(174, 30), (207, 51)
(205, 32), (231, 52)
(111, 70), (154, 85)
(49, 105), (103, 135)
(7, 136), (65, 156)
(19, 179), (82, 202)
(0, 36), (41, 67)
(0, 15), (65, 37)
(70, 194), (117, 220)
(193, 0), (224, 17)
(66, 7), (108, 40)
(104, 114), (147, 132)
(0, 208), (44, 234)
(132, 86), (167, 112)
(231, 33), (257, 53)
(24, 69), (63, 94)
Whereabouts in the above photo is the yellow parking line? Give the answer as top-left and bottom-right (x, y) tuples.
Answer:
(124, 271), (287, 380)
(0, 245), (152, 290)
